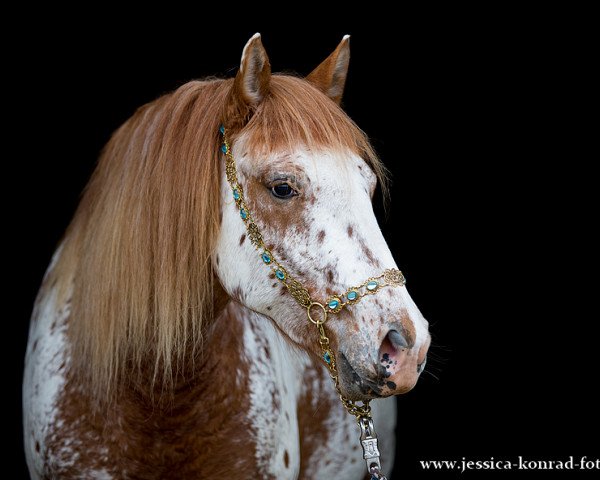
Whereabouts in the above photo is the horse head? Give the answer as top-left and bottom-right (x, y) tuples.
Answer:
(214, 34), (431, 401)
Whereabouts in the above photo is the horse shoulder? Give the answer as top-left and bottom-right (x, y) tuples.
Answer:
(24, 279), (109, 478)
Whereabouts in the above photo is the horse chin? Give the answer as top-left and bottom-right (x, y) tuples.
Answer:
(338, 373), (417, 402)
(338, 381), (386, 403)
(335, 350), (419, 402)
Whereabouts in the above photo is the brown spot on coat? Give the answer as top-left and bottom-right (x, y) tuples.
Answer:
(244, 171), (310, 244)
(399, 310), (417, 347)
(347, 225), (353, 238)
(283, 449), (289, 468)
(317, 230), (326, 243)
(359, 239), (381, 268)
(239, 234), (246, 245)
(298, 367), (335, 477)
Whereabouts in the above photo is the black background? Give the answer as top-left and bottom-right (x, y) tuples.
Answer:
(9, 11), (596, 479)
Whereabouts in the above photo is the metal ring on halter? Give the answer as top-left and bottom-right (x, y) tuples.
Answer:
(307, 302), (328, 325)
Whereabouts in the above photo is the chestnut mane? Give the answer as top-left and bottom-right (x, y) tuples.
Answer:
(51, 75), (387, 403)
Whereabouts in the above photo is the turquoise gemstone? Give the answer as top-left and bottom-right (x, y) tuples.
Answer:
(328, 299), (340, 310)
(275, 269), (286, 280)
(324, 351), (332, 364)
(240, 208), (248, 220)
(221, 144), (228, 154)
(219, 124), (225, 135)
(347, 291), (358, 301)
(233, 189), (240, 200)
(366, 280), (379, 291)
(262, 252), (272, 264)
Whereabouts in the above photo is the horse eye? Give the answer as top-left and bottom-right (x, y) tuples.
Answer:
(271, 183), (296, 199)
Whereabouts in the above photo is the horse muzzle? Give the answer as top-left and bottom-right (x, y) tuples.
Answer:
(337, 327), (431, 401)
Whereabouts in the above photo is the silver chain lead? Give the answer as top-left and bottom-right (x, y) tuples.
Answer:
(359, 417), (387, 479)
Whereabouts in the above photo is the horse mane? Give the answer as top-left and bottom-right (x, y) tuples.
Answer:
(52, 74), (387, 404)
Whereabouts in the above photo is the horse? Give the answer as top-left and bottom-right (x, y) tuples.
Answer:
(23, 33), (431, 479)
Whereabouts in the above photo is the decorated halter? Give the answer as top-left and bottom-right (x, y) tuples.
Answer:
(220, 126), (405, 480)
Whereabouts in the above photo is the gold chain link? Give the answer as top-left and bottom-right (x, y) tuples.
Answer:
(312, 318), (371, 418)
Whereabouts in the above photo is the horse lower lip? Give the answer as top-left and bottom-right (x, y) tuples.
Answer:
(357, 378), (384, 397)
(338, 351), (384, 397)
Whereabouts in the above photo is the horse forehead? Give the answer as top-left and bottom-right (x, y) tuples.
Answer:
(239, 146), (373, 188)
(304, 150), (374, 187)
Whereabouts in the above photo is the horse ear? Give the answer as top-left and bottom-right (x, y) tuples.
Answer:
(306, 35), (351, 105)
(233, 33), (271, 107)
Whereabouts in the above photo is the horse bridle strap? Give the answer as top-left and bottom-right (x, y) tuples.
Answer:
(220, 126), (405, 479)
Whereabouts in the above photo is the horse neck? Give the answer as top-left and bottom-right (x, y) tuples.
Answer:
(122, 300), (315, 475)
(97, 300), (312, 445)
(139, 299), (313, 416)
(205, 300), (312, 401)
(207, 301), (314, 471)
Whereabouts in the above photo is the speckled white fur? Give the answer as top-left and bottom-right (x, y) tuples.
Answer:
(23, 248), (74, 478)
(88, 469), (113, 479)
(240, 307), (304, 477)
(23, 248), (112, 479)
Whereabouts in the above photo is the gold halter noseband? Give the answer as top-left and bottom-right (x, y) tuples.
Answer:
(220, 126), (405, 479)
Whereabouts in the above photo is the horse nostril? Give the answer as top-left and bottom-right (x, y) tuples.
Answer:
(387, 329), (408, 350)
(379, 329), (413, 372)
